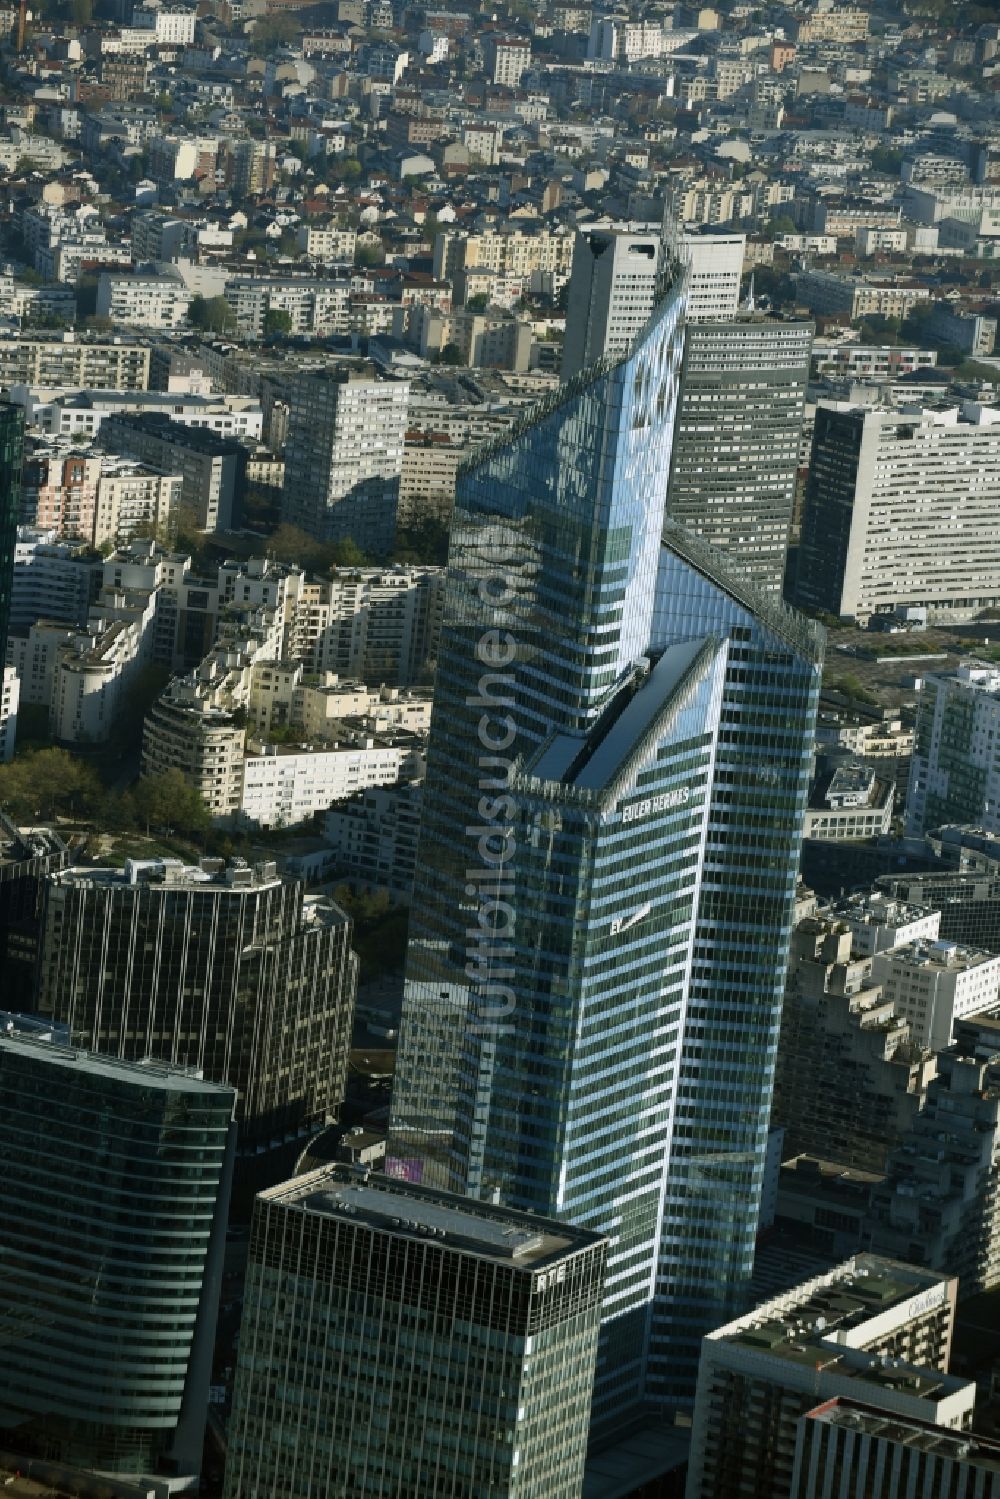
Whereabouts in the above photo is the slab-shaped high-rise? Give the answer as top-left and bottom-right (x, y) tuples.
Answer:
(388, 264), (822, 1426)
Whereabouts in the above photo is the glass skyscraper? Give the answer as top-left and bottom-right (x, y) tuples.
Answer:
(387, 260), (822, 1425)
(0, 1033), (235, 1480)
(224, 1165), (606, 1499)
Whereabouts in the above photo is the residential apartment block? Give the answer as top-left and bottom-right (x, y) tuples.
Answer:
(688, 1257), (967, 1499)
(907, 663), (1000, 836)
(797, 405), (1000, 624)
(281, 366), (410, 557)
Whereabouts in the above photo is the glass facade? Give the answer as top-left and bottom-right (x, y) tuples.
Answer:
(665, 318), (813, 594)
(38, 864), (358, 1155)
(224, 1167), (606, 1499)
(0, 1034), (235, 1477)
(387, 262), (822, 1424)
(648, 524), (822, 1401)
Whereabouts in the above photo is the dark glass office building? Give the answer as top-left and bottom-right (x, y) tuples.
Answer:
(386, 264), (822, 1423)
(224, 1165), (606, 1499)
(0, 1033), (235, 1480)
(37, 857), (358, 1156)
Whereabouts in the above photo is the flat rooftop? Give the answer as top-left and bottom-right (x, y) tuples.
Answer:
(805, 1398), (1000, 1471)
(265, 1164), (604, 1268)
(714, 1255), (956, 1377)
(51, 856), (283, 891)
(0, 1030), (235, 1097)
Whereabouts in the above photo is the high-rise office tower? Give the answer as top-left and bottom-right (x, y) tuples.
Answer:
(0, 813), (68, 1006)
(281, 365), (410, 559)
(387, 268), (822, 1424)
(0, 1032), (235, 1481)
(665, 316), (813, 593)
(560, 223), (745, 379)
(0, 400), (23, 667)
(561, 226), (808, 590)
(223, 1164), (606, 1499)
(37, 857), (358, 1160)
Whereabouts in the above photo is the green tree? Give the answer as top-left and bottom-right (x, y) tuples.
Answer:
(436, 342), (463, 365)
(188, 294), (236, 334)
(329, 538), (368, 568)
(392, 516), (449, 565)
(249, 11), (301, 53)
(263, 307), (293, 337)
(465, 291), (489, 312)
(0, 747), (102, 821)
(133, 769), (211, 837)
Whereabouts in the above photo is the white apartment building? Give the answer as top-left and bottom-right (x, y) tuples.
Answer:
(0, 278), (77, 325)
(688, 1257), (967, 1499)
(0, 334), (151, 391)
(907, 663), (1000, 837)
(682, 232), (746, 322)
(287, 566), (443, 685)
(433, 228), (575, 289)
(487, 36), (530, 87)
(132, 6), (197, 43)
(811, 343), (937, 380)
(225, 277), (350, 340)
(10, 530), (98, 634)
(296, 224), (357, 262)
(95, 269), (191, 329)
(281, 368), (410, 558)
(322, 781), (422, 896)
(143, 690), (246, 818)
(794, 270), (930, 321)
(804, 763), (895, 840)
(0, 667), (19, 763)
(827, 891), (942, 957)
(797, 404), (1000, 624)
(871, 939), (1000, 1051)
(399, 437), (461, 524)
(91, 461), (182, 548)
(13, 389), (263, 443)
(240, 736), (425, 828)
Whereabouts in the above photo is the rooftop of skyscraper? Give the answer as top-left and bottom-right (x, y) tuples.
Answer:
(51, 855), (283, 891)
(0, 1029), (236, 1096)
(261, 1164), (606, 1269)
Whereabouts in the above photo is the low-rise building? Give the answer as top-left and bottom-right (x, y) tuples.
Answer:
(869, 1015), (1000, 1298)
(688, 1256), (968, 1499)
(870, 938), (1000, 1051)
(240, 731), (425, 829)
(804, 763), (895, 841)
